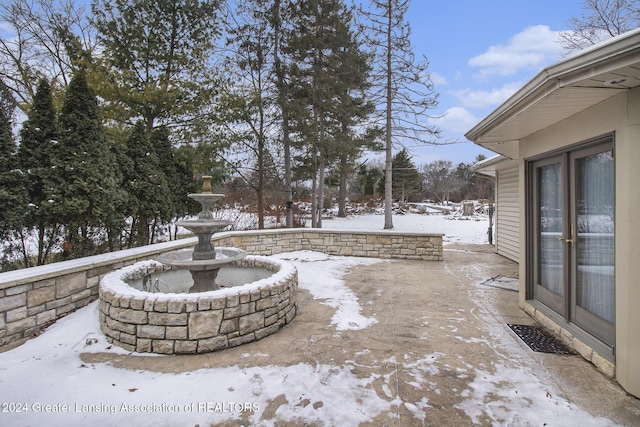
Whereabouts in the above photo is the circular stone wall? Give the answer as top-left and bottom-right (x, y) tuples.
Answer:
(98, 256), (297, 354)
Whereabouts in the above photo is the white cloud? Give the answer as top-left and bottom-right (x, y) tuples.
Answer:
(453, 81), (523, 109)
(430, 107), (479, 134)
(469, 25), (563, 77)
(430, 72), (447, 85)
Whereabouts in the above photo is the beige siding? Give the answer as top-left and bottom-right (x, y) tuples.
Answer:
(496, 166), (519, 262)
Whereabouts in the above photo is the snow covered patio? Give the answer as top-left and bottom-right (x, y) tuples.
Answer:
(2, 242), (638, 426)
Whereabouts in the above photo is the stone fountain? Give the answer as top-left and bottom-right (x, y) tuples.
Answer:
(155, 176), (246, 292)
(98, 175), (298, 354)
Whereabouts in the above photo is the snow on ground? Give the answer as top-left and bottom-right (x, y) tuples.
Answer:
(320, 212), (491, 245)
(0, 301), (392, 426)
(0, 213), (619, 426)
(271, 251), (385, 331)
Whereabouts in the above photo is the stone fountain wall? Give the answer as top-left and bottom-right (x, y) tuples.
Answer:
(98, 256), (297, 354)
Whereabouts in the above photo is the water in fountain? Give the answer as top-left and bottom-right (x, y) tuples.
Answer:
(155, 176), (247, 292)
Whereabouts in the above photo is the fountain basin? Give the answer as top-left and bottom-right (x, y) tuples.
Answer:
(126, 266), (274, 293)
(99, 255), (298, 354)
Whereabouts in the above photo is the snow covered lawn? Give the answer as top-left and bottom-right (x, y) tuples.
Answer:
(320, 212), (491, 245)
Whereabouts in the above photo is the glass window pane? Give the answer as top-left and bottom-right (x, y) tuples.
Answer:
(538, 162), (563, 296)
(575, 151), (615, 323)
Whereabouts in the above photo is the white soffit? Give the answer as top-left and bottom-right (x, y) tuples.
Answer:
(476, 86), (627, 144)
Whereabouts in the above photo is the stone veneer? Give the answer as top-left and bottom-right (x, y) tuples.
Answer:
(99, 256), (297, 354)
(213, 229), (443, 260)
(522, 301), (616, 379)
(0, 228), (443, 348)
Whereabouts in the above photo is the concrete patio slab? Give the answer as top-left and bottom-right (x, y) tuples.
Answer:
(80, 244), (640, 426)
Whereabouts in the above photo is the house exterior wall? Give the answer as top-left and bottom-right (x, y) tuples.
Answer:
(495, 162), (520, 263)
(514, 89), (640, 398)
(614, 87), (640, 399)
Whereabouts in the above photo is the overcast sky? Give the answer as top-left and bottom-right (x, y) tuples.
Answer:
(401, 0), (586, 166)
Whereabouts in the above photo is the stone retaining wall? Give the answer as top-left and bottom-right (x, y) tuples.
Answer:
(0, 229), (443, 348)
(0, 240), (196, 348)
(215, 229), (443, 260)
(99, 256), (297, 354)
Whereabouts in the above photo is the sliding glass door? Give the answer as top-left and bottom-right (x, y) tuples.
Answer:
(530, 137), (615, 346)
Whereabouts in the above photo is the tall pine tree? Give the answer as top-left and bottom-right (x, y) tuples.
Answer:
(333, 42), (378, 217)
(17, 79), (60, 266)
(286, 0), (373, 227)
(92, 0), (224, 144)
(268, 0), (297, 227)
(150, 125), (195, 240)
(121, 122), (171, 247)
(0, 101), (26, 270)
(391, 148), (421, 202)
(54, 71), (122, 258)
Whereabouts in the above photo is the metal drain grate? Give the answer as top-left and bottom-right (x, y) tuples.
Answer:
(507, 324), (576, 355)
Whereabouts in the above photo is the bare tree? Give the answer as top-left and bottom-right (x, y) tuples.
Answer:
(219, 0), (280, 229)
(422, 160), (456, 204)
(0, 0), (96, 110)
(356, 0), (441, 229)
(559, 0), (640, 54)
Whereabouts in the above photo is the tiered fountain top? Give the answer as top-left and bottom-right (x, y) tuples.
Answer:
(156, 176), (246, 269)
(176, 175), (231, 232)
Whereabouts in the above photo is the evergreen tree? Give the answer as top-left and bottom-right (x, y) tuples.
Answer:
(54, 71), (122, 258)
(358, 163), (383, 197)
(270, 0), (296, 228)
(286, 0), (373, 227)
(0, 102), (25, 269)
(333, 43), (378, 217)
(121, 122), (171, 247)
(391, 148), (421, 202)
(92, 0), (224, 144)
(150, 126), (196, 239)
(17, 79), (60, 265)
(103, 140), (130, 251)
(0, 80), (15, 119)
(0, 99), (16, 194)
